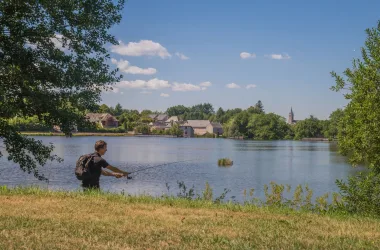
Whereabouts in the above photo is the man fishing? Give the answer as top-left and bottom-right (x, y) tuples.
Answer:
(81, 140), (128, 190)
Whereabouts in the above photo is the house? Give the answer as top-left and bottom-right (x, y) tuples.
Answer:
(165, 123), (172, 131)
(156, 114), (169, 122)
(179, 122), (195, 138)
(165, 116), (179, 124)
(148, 114), (169, 122)
(86, 113), (118, 128)
(185, 120), (211, 136)
(150, 122), (167, 132)
(206, 122), (224, 136)
(148, 114), (158, 120)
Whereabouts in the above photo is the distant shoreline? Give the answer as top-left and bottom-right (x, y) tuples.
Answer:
(20, 132), (182, 138)
(19, 132), (334, 141)
(20, 132), (134, 137)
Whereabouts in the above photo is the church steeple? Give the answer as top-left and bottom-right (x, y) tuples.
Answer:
(288, 107), (294, 124)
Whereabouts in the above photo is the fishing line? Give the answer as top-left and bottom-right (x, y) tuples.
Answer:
(125, 157), (206, 180)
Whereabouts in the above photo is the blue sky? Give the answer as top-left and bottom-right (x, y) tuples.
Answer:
(100, 0), (380, 120)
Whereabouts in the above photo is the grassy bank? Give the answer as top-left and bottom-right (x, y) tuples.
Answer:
(1, 187), (380, 249)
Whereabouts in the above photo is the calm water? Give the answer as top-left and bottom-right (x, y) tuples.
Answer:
(0, 137), (362, 202)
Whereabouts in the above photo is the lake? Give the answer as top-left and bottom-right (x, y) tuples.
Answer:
(0, 136), (362, 202)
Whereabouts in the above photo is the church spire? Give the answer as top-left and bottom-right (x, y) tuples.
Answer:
(288, 107), (294, 124)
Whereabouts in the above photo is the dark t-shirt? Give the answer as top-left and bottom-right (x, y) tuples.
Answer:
(82, 152), (109, 187)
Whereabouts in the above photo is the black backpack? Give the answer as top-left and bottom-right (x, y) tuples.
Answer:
(75, 154), (95, 181)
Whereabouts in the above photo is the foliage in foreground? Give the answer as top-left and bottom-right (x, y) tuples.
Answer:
(0, 0), (125, 180)
(331, 20), (380, 215)
(331, 20), (380, 172)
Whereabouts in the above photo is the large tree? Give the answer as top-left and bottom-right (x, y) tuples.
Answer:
(254, 100), (264, 114)
(166, 105), (189, 117)
(293, 116), (323, 140)
(331, 20), (380, 172)
(0, 0), (125, 180)
(330, 21), (380, 214)
(98, 104), (111, 114)
(247, 113), (289, 140)
(325, 108), (344, 139)
(113, 103), (123, 116)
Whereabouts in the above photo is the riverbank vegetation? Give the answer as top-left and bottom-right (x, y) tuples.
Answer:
(10, 102), (344, 141)
(97, 101), (344, 140)
(217, 158), (233, 167)
(1, 186), (380, 249)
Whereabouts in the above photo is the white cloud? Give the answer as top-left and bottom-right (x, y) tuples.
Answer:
(172, 82), (203, 92)
(175, 52), (189, 60)
(160, 93), (170, 97)
(116, 78), (171, 90)
(266, 53), (291, 60)
(50, 34), (70, 51)
(240, 52), (256, 59)
(226, 83), (241, 89)
(171, 81), (212, 92)
(199, 81), (212, 87)
(26, 42), (37, 49)
(27, 34), (69, 51)
(140, 91), (152, 94)
(111, 58), (157, 75)
(110, 40), (171, 59)
(115, 79), (211, 92)
(246, 84), (257, 89)
(103, 86), (120, 94)
(126, 66), (157, 75)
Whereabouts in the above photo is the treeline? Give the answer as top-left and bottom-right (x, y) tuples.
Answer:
(164, 101), (344, 140)
(9, 101), (344, 140)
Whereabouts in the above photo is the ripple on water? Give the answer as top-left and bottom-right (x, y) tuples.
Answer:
(0, 137), (361, 202)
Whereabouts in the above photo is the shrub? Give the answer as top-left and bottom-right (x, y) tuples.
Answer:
(218, 158), (233, 167)
(335, 171), (380, 216)
(134, 124), (150, 134)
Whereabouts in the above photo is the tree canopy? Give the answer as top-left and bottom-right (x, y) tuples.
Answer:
(331, 20), (380, 172)
(0, 0), (125, 180)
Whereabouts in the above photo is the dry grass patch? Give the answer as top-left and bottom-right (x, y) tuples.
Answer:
(1, 190), (380, 249)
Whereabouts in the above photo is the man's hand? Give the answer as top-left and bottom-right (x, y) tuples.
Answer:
(107, 166), (129, 178)
(113, 173), (124, 178)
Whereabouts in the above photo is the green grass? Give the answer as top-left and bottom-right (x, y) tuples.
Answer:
(1, 186), (380, 249)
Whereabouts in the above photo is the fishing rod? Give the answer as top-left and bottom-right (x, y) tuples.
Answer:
(124, 158), (202, 179)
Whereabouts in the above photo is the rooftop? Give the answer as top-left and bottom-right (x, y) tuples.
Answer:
(156, 114), (169, 121)
(166, 116), (179, 123)
(209, 122), (223, 128)
(185, 120), (211, 128)
(86, 113), (118, 123)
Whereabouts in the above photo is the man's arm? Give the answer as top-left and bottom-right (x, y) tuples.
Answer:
(101, 169), (124, 178)
(106, 165), (128, 176)
(101, 169), (114, 176)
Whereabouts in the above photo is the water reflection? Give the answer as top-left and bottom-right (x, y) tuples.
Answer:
(0, 137), (362, 202)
